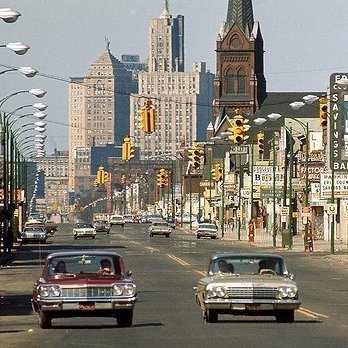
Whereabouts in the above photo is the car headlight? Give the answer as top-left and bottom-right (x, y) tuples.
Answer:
(123, 284), (136, 297)
(38, 285), (61, 297)
(113, 285), (123, 296)
(207, 285), (226, 298)
(278, 286), (297, 299)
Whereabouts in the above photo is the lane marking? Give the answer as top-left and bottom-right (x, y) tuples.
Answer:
(298, 307), (329, 319)
(167, 254), (189, 266)
(194, 270), (206, 276)
(144, 246), (159, 252)
(297, 309), (318, 319)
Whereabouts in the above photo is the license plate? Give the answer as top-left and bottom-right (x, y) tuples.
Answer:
(245, 304), (260, 310)
(79, 302), (95, 310)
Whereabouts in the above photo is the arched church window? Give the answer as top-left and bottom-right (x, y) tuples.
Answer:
(225, 68), (235, 94)
(236, 68), (246, 94)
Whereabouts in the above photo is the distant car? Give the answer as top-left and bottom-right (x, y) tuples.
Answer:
(123, 215), (137, 224)
(145, 214), (163, 223)
(180, 214), (198, 224)
(109, 215), (125, 227)
(73, 223), (96, 239)
(21, 226), (48, 244)
(196, 223), (218, 239)
(93, 220), (111, 234)
(31, 250), (137, 328)
(195, 253), (301, 323)
(166, 218), (176, 229)
(45, 220), (59, 235)
(148, 221), (171, 237)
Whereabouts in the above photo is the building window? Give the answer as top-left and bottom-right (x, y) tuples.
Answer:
(237, 68), (246, 94)
(225, 68), (234, 94)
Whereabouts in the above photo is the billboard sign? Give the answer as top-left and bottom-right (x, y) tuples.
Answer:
(330, 73), (348, 171)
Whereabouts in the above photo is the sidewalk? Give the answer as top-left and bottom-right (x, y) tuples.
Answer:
(181, 225), (348, 266)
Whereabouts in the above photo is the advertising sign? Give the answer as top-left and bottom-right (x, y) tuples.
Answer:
(320, 172), (348, 198)
(298, 164), (325, 182)
(330, 73), (348, 171)
(253, 171), (284, 186)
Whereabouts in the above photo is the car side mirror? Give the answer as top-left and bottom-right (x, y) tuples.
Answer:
(126, 270), (132, 277)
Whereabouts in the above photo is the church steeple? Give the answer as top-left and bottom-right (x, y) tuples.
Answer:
(160, 0), (171, 19)
(226, 0), (254, 37)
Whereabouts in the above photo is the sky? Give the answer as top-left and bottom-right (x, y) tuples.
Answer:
(1, 0), (347, 153)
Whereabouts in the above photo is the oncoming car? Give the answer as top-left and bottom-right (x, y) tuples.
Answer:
(21, 226), (47, 244)
(73, 223), (96, 239)
(195, 253), (301, 323)
(31, 251), (137, 328)
(196, 223), (218, 239)
(148, 221), (171, 237)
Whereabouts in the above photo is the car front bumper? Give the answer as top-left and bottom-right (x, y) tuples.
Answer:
(33, 296), (137, 312)
(197, 232), (217, 237)
(204, 298), (301, 311)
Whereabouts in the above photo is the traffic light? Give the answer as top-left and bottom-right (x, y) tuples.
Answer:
(103, 171), (109, 183)
(121, 175), (126, 184)
(257, 132), (265, 154)
(97, 166), (105, 184)
(188, 142), (204, 168)
(138, 99), (155, 134)
(230, 109), (249, 145)
(211, 163), (223, 182)
(157, 168), (168, 188)
(319, 97), (328, 127)
(122, 136), (135, 161)
(93, 179), (100, 187)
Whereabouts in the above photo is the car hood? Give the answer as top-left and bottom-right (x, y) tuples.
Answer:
(42, 274), (129, 285)
(202, 274), (296, 287)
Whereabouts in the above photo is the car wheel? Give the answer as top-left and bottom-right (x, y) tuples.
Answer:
(38, 310), (52, 329)
(92, 236), (96, 239)
(205, 309), (218, 323)
(74, 235), (77, 239)
(166, 234), (170, 238)
(212, 236), (217, 240)
(107, 231), (110, 234)
(117, 310), (133, 327)
(149, 234), (153, 237)
(197, 235), (201, 239)
(275, 310), (294, 323)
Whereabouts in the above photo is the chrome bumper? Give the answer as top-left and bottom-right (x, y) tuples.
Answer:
(34, 296), (137, 311)
(204, 298), (301, 310)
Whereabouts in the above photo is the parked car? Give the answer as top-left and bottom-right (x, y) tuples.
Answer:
(31, 250), (137, 328)
(21, 226), (48, 244)
(148, 220), (171, 237)
(93, 220), (111, 233)
(109, 215), (125, 227)
(73, 223), (96, 239)
(195, 253), (300, 323)
(196, 223), (218, 239)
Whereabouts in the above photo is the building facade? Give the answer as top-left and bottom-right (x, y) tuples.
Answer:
(68, 42), (137, 193)
(130, 3), (214, 159)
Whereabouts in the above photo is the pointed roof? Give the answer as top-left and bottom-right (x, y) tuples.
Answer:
(220, 0), (254, 39)
(160, 0), (171, 18)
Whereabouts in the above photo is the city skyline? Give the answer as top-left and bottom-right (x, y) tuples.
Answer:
(1, 0), (347, 152)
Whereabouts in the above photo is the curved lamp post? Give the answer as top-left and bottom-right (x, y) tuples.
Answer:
(0, 42), (30, 55)
(0, 66), (38, 77)
(0, 8), (21, 23)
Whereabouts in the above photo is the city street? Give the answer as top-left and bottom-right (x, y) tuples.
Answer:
(1, 223), (348, 347)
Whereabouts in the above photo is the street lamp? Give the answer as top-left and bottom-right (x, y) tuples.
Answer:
(0, 8), (21, 23)
(0, 42), (30, 55)
(0, 66), (38, 77)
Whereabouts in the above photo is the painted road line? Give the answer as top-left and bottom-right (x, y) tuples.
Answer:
(167, 254), (189, 266)
(194, 270), (206, 276)
(299, 307), (329, 319)
(144, 246), (160, 252)
(297, 309), (318, 319)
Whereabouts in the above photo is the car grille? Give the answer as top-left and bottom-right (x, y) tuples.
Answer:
(226, 287), (278, 299)
(61, 287), (113, 298)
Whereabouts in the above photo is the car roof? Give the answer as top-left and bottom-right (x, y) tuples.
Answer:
(211, 253), (285, 261)
(47, 250), (123, 259)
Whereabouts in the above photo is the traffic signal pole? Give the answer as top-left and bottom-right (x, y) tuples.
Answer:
(238, 154), (242, 241)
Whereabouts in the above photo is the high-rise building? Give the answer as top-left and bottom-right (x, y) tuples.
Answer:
(68, 41), (137, 193)
(130, 2), (214, 159)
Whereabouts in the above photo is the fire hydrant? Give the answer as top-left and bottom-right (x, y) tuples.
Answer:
(248, 221), (255, 242)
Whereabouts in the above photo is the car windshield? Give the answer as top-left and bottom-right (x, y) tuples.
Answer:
(95, 220), (107, 224)
(48, 255), (122, 276)
(24, 227), (45, 233)
(211, 256), (284, 276)
(111, 216), (122, 220)
(76, 223), (93, 228)
(199, 224), (217, 230)
(153, 222), (168, 227)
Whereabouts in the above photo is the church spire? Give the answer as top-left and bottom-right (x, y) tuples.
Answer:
(226, 0), (254, 36)
(160, 0), (171, 18)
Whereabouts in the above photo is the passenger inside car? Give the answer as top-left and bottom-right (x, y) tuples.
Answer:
(218, 260), (234, 274)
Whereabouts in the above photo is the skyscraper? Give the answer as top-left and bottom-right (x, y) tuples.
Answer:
(68, 41), (136, 193)
(130, 2), (214, 159)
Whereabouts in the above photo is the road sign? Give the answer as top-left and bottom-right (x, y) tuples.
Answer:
(281, 207), (289, 216)
(230, 146), (248, 154)
(199, 180), (215, 188)
(320, 173), (348, 198)
(221, 182), (237, 191)
(326, 203), (337, 215)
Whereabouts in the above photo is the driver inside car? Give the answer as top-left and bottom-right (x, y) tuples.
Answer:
(218, 260), (234, 274)
(258, 259), (278, 274)
(99, 259), (114, 274)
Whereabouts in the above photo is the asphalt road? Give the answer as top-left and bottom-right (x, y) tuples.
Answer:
(0, 223), (348, 348)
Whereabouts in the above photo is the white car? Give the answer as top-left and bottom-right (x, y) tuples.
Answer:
(73, 223), (96, 239)
(21, 226), (47, 244)
(196, 223), (218, 239)
(148, 221), (171, 238)
(109, 215), (125, 227)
